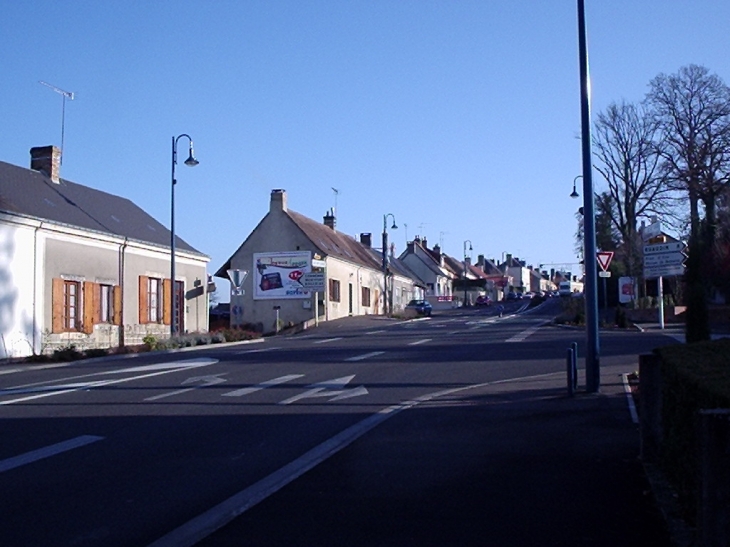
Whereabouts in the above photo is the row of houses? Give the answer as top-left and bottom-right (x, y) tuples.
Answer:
(0, 146), (556, 357)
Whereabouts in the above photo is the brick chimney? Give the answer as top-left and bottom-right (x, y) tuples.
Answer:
(360, 233), (372, 248)
(30, 145), (61, 184)
(323, 208), (336, 231)
(270, 189), (288, 213)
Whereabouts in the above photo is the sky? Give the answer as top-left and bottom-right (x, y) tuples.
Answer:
(2, 1), (729, 302)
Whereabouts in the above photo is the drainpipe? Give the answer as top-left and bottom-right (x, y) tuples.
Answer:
(118, 238), (128, 348)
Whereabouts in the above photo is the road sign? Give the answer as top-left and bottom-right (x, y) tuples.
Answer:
(643, 241), (685, 255)
(596, 251), (614, 272)
(598, 271), (611, 278)
(299, 272), (326, 291)
(311, 259), (327, 268)
(227, 269), (249, 289)
(644, 263), (686, 278)
(642, 221), (662, 241)
(643, 252), (686, 268)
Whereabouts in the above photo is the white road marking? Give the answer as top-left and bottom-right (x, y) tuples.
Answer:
(236, 347), (281, 354)
(364, 330), (386, 335)
(622, 374), (639, 424)
(278, 375), (368, 405)
(313, 337), (343, 344)
(0, 435), (104, 473)
(0, 359), (219, 405)
(408, 339), (431, 346)
(506, 321), (549, 342)
(144, 374), (228, 402)
(345, 351), (385, 362)
(222, 374), (304, 397)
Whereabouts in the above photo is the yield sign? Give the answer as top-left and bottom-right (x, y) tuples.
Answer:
(596, 251), (614, 272)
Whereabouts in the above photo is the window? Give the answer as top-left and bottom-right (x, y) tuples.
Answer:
(329, 279), (341, 302)
(100, 284), (114, 323)
(63, 280), (80, 330)
(148, 277), (162, 322)
(361, 287), (371, 307)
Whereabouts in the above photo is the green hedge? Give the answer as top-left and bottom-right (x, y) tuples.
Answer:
(654, 339), (730, 524)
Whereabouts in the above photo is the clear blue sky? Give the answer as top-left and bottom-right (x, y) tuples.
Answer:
(3, 1), (729, 302)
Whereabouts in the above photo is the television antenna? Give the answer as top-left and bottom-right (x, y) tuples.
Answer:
(331, 187), (339, 216)
(39, 81), (75, 164)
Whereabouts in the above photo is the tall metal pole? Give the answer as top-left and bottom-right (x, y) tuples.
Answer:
(170, 137), (177, 338)
(382, 226), (388, 316)
(577, 0), (601, 392)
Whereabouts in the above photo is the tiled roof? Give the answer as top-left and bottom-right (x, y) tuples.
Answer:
(0, 159), (203, 255)
(287, 210), (381, 269)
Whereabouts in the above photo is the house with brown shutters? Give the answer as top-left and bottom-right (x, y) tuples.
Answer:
(0, 145), (210, 357)
(215, 189), (424, 333)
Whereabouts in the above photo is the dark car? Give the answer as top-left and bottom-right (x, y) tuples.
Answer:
(475, 295), (491, 306)
(405, 299), (432, 316)
(505, 292), (519, 301)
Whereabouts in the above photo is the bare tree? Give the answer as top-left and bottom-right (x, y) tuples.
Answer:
(646, 64), (730, 341)
(592, 100), (672, 278)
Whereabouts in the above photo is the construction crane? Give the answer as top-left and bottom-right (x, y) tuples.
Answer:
(39, 81), (75, 164)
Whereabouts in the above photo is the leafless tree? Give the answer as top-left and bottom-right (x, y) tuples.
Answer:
(593, 100), (673, 277)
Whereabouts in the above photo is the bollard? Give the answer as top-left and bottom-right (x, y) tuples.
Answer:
(567, 347), (575, 397)
(571, 342), (578, 392)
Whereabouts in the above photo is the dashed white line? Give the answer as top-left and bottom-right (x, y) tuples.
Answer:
(313, 337), (343, 345)
(345, 351), (385, 362)
(408, 339), (431, 346)
(237, 347), (281, 354)
(222, 374), (304, 397)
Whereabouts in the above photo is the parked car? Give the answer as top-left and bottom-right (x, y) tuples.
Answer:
(505, 292), (519, 301)
(405, 299), (432, 316)
(475, 295), (491, 306)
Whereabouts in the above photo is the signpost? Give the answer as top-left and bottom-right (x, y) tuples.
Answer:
(642, 237), (687, 330)
(596, 251), (614, 309)
(307, 258), (327, 327)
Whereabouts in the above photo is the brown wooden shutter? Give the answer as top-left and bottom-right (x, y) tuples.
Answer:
(139, 276), (148, 324)
(82, 281), (95, 334)
(52, 278), (64, 333)
(163, 278), (172, 325)
(113, 285), (122, 326)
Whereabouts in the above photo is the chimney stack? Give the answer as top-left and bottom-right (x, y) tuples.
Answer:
(323, 208), (336, 230)
(360, 233), (372, 248)
(30, 145), (62, 184)
(270, 189), (288, 213)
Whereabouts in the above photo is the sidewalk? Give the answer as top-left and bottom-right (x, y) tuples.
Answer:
(195, 363), (673, 547)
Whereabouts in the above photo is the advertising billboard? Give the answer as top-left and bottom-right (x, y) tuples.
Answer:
(253, 251), (312, 300)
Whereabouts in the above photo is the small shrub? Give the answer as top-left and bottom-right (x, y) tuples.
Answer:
(83, 348), (109, 358)
(142, 334), (157, 350)
(53, 344), (84, 361)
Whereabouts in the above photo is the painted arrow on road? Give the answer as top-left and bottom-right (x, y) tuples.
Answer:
(144, 374), (227, 401)
(278, 375), (368, 405)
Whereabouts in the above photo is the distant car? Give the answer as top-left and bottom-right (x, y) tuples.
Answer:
(523, 292), (534, 299)
(405, 299), (432, 316)
(505, 292), (518, 301)
(475, 295), (491, 306)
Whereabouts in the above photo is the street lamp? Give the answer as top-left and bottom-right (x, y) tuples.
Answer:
(463, 239), (473, 307)
(170, 134), (199, 337)
(570, 175), (581, 198)
(382, 213), (397, 316)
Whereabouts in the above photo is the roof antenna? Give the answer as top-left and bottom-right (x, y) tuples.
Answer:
(331, 187), (339, 217)
(39, 81), (75, 165)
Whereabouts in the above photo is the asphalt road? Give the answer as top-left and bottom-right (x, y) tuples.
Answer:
(0, 298), (678, 546)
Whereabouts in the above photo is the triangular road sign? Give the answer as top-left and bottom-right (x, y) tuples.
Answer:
(596, 251), (614, 272)
(227, 269), (249, 290)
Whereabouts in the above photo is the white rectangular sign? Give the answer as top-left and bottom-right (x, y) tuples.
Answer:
(299, 272), (326, 291)
(253, 251), (311, 300)
(311, 259), (327, 268)
(643, 241), (685, 254)
(642, 221), (662, 241)
(644, 264), (686, 278)
(643, 252), (686, 268)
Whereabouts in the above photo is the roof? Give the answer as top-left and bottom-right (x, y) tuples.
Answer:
(0, 159), (204, 255)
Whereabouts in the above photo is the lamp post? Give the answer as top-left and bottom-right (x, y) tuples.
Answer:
(170, 134), (199, 337)
(463, 239), (473, 307)
(382, 213), (397, 316)
(571, 175), (582, 198)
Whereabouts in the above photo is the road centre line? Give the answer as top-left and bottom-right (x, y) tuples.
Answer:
(237, 347), (281, 354)
(0, 435), (104, 473)
(222, 374), (304, 397)
(364, 330), (386, 335)
(408, 339), (431, 346)
(506, 320), (549, 343)
(148, 370), (566, 547)
(313, 337), (343, 344)
(345, 351), (385, 362)
(0, 359), (219, 405)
